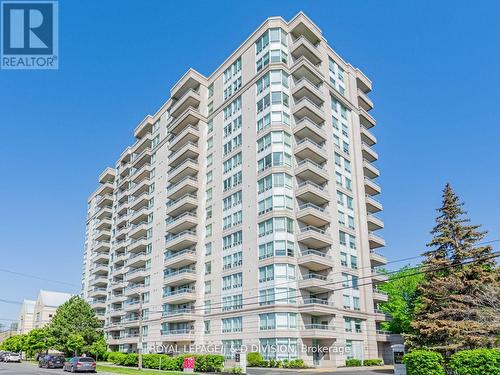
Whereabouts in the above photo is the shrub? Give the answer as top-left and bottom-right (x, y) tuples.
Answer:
(363, 358), (383, 366)
(269, 358), (276, 368)
(403, 350), (445, 375)
(287, 359), (306, 368)
(449, 349), (500, 375)
(106, 351), (127, 364)
(346, 358), (362, 367)
(246, 352), (263, 367)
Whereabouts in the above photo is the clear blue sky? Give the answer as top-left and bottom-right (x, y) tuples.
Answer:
(0, 0), (499, 323)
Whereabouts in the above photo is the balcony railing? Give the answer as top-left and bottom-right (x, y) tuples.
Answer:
(300, 249), (331, 259)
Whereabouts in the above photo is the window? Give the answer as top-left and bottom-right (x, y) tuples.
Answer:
(258, 217), (294, 237)
(222, 272), (243, 290)
(259, 288), (296, 305)
(223, 230), (243, 249)
(222, 317), (242, 333)
(223, 190), (242, 211)
(222, 294), (243, 311)
(204, 280), (211, 294)
(258, 194), (293, 214)
(223, 251), (243, 270)
(222, 339), (242, 359)
(204, 320), (211, 334)
(205, 188), (212, 202)
(257, 94), (270, 113)
(259, 338), (297, 361)
(205, 261), (211, 275)
(257, 113), (271, 132)
(353, 296), (360, 311)
(205, 224), (212, 237)
(205, 242), (212, 256)
(350, 255), (358, 269)
(257, 173), (293, 193)
(259, 264), (295, 282)
(207, 137), (213, 150)
(259, 313), (296, 330)
(257, 152), (292, 171)
(259, 240), (294, 259)
(208, 84), (214, 98)
(206, 170), (213, 183)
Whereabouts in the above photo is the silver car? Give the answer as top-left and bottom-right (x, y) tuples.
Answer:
(3, 353), (21, 363)
(63, 357), (96, 373)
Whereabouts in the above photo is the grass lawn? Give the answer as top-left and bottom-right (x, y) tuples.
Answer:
(97, 364), (196, 375)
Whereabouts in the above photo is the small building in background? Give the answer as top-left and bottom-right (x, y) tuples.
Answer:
(31, 290), (73, 330)
(17, 299), (36, 334)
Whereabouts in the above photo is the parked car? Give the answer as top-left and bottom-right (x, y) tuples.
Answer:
(63, 357), (96, 373)
(3, 352), (21, 362)
(39, 354), (65, 369)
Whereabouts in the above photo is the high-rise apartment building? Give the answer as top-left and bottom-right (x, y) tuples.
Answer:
(81, 12), (389, 367)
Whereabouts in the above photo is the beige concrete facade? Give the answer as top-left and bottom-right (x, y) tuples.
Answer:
(17, 299), (35, 335)
(81, 12), (388, 367)
(30, 290), (72, 330)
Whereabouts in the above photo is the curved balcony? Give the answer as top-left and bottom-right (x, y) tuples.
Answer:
(168, 107), (204, 135)
(163, 269), (197, 287)
(170, 89), (201, 119)
(359, 108), (376, 129)
(292, 77), (324, 106)
(364, 177), (381, 196)
(301, 324), (336, 338)
(165, 230), (197, 251)
(165, 212), (197, 235)
(290, 36), (322, 66)
(295, 159), (328, 185)
(128, 220), (149, 239)
(294, 138), (327, 164)
(297, 226), (332, 248)
(167, 176), (198, 201)
(88, 287), (107, 298)
(126, 251), (149, 268)
(164, 249), (197, 268)
(358, 89), (373, 112)
(296, 181), (329, 206)
(298, 273), (332, 293)
(299, 298), (335, 316)
(366, 194), (383, 213)
(168, 158), (199, 184)
(296, 203), (330, 227)
(169, 141), (199, 168)
(162, 308), (196, 323)
(160, 328), (195, 341)
(372, 288), (389, 303)
(166, 193), (198, 217)
(96, 205), (112, 220)
(363, 159), (380, 179)
(94, 240), (111, 252)
(369, 232), (386, 249)
(293, 97), (325, 125)
(367, 214), (384, 231)
(95, 217), (112, 231)
(169, 125), (200, 152)
(297, 249), (334, 271)
(162, 288), (196, 304)
(370, 251), (387, 267)
(362, 142), (378, 162)
(361, 125), (376, 146)
(125, 266), (150, 283)
(96, 194), (113, 208)
(127, 236), (149, 253)
(293, 117), (326, 144)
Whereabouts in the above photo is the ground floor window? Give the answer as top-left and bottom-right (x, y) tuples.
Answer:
(259, 338), (297, 360)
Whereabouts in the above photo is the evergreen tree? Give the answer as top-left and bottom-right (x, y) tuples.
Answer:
(411, 183), (499, 354)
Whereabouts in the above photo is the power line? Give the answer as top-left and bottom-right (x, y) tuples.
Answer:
(0, 268), (79, 288)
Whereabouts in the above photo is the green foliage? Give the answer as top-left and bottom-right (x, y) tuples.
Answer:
(66, 334), (85, 355)
(224, 366), (243, 374)
(48, 296), (104, 355)
(378, 266), (424, 334)
(412, 184), (499, 353)
(363, 358), (383, 366)
(86, 337), (107, 361)
(285, 359), (305, 368)
(403, 350), (445, 375)
(0, 334), (25, 352)
(105, 352), (224, 372)
(246, 352), (263, 367)
(345, 358), (362, 367)
(449, 349), (500, 375)
(24, 328), (55, 355)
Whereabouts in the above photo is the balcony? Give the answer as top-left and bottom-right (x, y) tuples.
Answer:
(371, 269), (389, 283)
(376, 330), (391, 342)
(297, 226), (332, 248)
(296, 181), (329, 206)
(372, 288), (389, 303)
(164, 249), (197, 268)
(129, 177), (152, 198)
(290, 36), (322, 66)
(95, 217), (112, 231)
(301, 324), (335, 338)
(96, 194), (113, 208)
(167, 176), (198, 201)
(293, 117), (326, 144)
(359, 108), (376, 129)
(91, 299), (106, 309)
(130, 147), (152, 169)
(170, 89), (201, 119)
(94, 228), (111, 242)
(360, 125), (377, 146)
(95, 205), (112, 220)
(366, 194), (383, 213)
(296, 203), (330, 227)
(162, 308), (196, 323)
(370, 251), (388, 267)
(95, 182), (114, 198)
(108, 307), (124, 318)
(90, 275), (107, 287)
(92, 263), (109, 275)
(292, 78), (324, 106)
(168, 141), (199, 168)
(130, 163), (153, 184)
(362, 142), (378, 162)
(166, 212), (197, 235)
(298, 274), (332, 293)
(364, 177), (381, 196)
(169, 125), (200, 152)
(129, 191), (151, 212)
(160, 328), (195, 340)
(295, 159), (329, 185)
(297, 249), (334, 271)
(162, 288), (196, 304)
(125, 267), (150, 283)
(290, 57), (324, 86)
(299, 298), (335, 316)
(293, 97), (325, 125)
(94, 240), (110, 252)
(165, 230), (197, 251)
(123, 300), (141, 312)
(129, 206), (150, 225)
(367, 214), (384, 231)
(92, 251), (108, 263)
(168, 158), (199, 184)
(114, 239), (128, 253)
(168, 107), (204, 135)
(294, 138), (327, 164)
(163, 269), (197, 287)
(126, 251), (149, 268)
(357, 89), (373, 112)
(369, 232), (386, 249)
(363, 159), (380, 179)
(356, 69), (372, 94)
(128, 236), (149, 253)
(128, 220), (149, 239)
(134, 116), (154, 139)
(374, 309), (391, 322)
(88, 287), (107, 298)
(166, 193), (197, 217)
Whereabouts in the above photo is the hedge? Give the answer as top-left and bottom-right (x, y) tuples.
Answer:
(105, 352), (224, 372)
(246, 352), (263, 367)
(244, 353), (305, 369)
(449, 349), (500, 375)
(346, 358), (362, 367)
(403, 350), (445, 375)
(363, 358), (383, 366)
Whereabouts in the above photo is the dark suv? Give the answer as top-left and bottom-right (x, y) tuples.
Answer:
(39, 354), (65, 369)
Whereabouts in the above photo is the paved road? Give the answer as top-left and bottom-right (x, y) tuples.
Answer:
(0, 362), (63, 375)
(247, 367), (394, 375)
